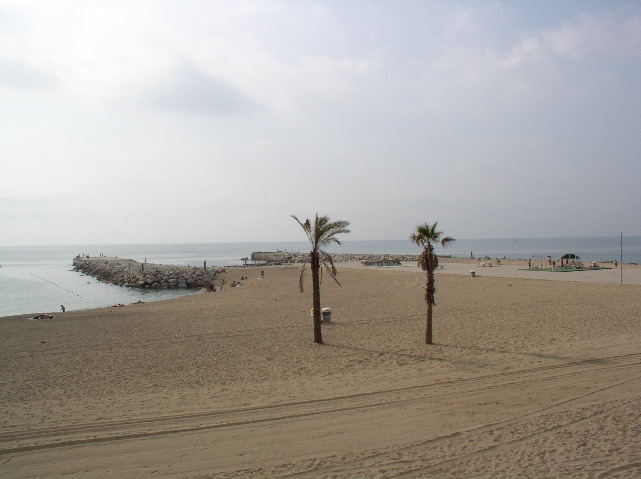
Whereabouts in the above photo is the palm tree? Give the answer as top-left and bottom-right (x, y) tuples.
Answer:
(292, 213), (350, 344)
(409, 222), (455, 344)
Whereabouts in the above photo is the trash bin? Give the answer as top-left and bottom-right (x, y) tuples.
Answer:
(311, 308), (332, 322)
(470, 270), (476, 277)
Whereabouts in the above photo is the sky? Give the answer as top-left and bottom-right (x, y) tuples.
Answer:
(1, 0), (640, 246)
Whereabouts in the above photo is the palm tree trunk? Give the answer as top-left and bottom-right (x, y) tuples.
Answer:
(425, 268), (434, 344)
(311, 251), (323, 344)
(426, 301), (433, 344)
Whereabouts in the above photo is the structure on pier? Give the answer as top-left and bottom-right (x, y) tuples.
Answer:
(251, 251), (290, 262)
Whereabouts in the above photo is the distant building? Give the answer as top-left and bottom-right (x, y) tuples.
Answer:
(251, 251), (289, 262)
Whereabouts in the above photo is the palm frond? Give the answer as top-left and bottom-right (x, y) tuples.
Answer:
(291, 215), (314, 245)
(298, 260), (307, 293)
(316, 216), (351, 249)
(441, 236), (455, 247)
(320, 250), (341, 286)
(411, 222), (455, 265)
(293, 212), (350, 290)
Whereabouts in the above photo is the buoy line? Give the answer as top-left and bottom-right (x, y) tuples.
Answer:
(30, 274), (82, 298)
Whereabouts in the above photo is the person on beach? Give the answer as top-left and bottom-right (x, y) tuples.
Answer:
(261, 270), (265, 279)
(61, 305), (66, 312)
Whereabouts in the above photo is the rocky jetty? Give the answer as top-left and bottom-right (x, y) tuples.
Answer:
(73, 257), (219, 289)
(277, 252), (421, 264)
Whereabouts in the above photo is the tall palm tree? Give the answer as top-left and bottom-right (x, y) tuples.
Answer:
(292, 213), (350, 344)
(409, 222), (455, 344)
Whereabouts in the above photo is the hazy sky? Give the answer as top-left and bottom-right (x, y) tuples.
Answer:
(1, 0), (640, 246)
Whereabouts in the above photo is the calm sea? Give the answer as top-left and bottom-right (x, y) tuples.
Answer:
(1, 237), (639, 318)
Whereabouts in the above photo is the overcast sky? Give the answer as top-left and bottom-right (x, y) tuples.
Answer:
(1, 0), (640, 246)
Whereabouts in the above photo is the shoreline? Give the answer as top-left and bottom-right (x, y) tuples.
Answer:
(6, 258), (640, 321)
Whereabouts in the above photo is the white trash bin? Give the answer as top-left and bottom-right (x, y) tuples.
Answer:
(312, 307), (332, 322)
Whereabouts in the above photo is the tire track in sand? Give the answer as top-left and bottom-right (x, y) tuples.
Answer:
(1, 353), (640, 458)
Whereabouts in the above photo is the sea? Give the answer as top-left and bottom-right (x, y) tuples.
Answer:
(1, 236), (639, 318)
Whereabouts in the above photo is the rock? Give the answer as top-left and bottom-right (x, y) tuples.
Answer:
(72, 257), (220, 289)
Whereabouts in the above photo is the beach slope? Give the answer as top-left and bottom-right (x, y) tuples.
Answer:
(1, 263), (640, 478)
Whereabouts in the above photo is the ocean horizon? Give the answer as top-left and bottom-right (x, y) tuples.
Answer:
(1, 236), (639, 318)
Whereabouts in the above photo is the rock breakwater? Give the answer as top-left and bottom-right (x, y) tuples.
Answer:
(73, 257), (219, 289)
(278, 253), (421, 264)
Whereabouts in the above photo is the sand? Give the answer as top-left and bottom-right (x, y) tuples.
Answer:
(1, 261), (641, 478)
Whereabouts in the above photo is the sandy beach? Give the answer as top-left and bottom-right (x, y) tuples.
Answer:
(2, 260), (641, 478)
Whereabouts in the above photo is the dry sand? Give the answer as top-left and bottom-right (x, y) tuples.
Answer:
(1, 261), (641, 478)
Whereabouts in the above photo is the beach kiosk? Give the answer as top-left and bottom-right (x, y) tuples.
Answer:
(560, 253), (581, 268)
